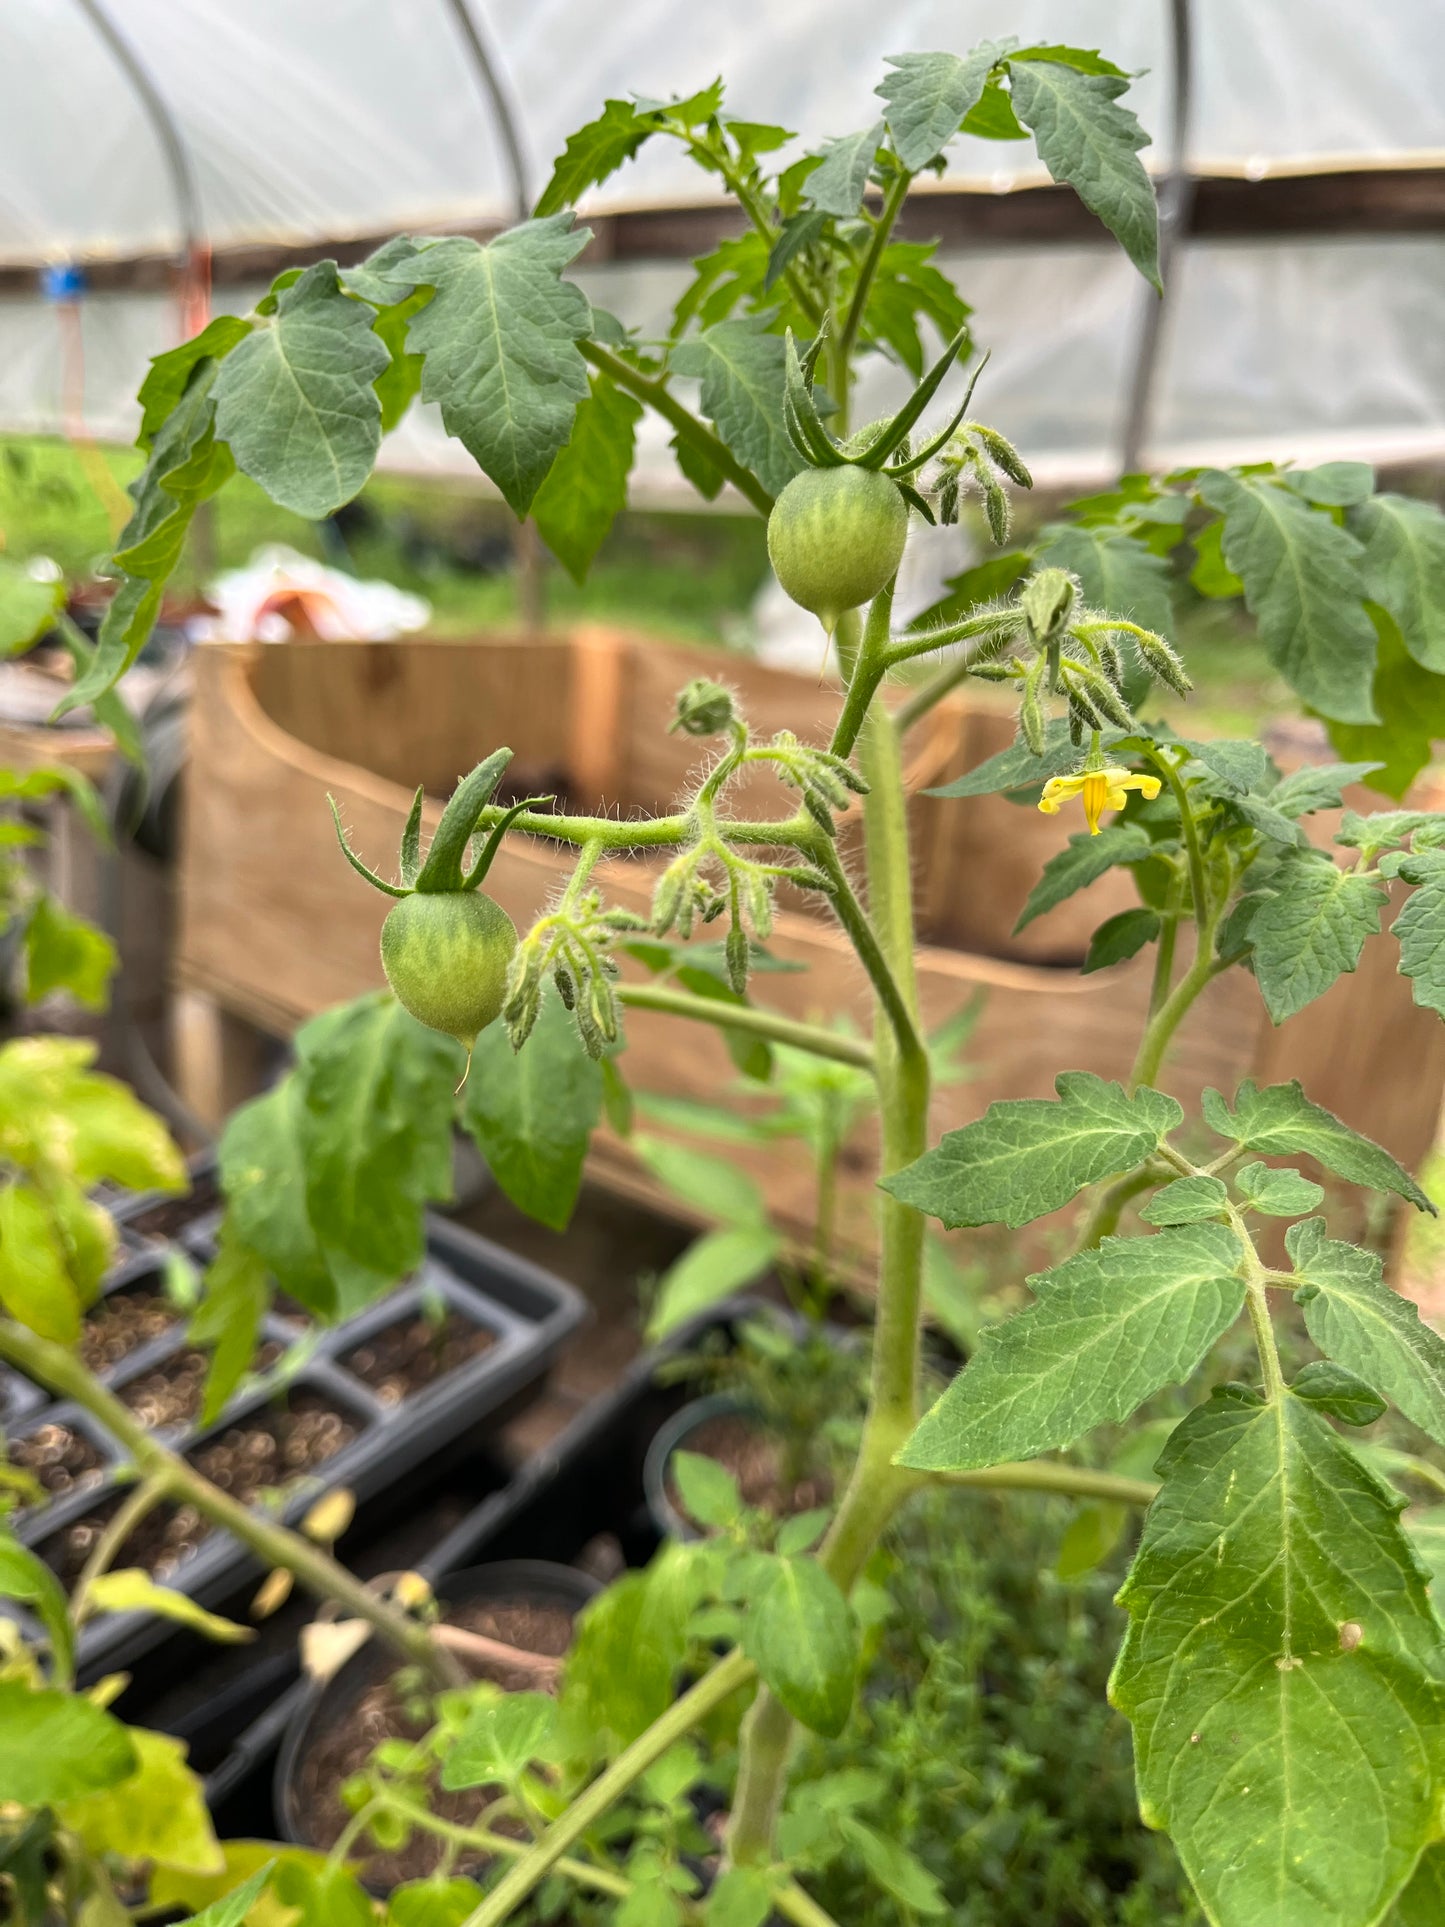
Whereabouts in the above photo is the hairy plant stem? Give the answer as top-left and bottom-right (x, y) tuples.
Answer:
(930, 1461), (1159, 1507)
(1226, 1201), (1287, 1400)
(462, 1649), (755, 1926)
(377, 1790), (634, 1901)
(830, 584), (895, 762)
(616, 983), (875, 1070)
(0, 1318), (460, 1686)
(581, 341), (775, 517)
(471, 801), (817, 852)
(729, 691), (931, 1870)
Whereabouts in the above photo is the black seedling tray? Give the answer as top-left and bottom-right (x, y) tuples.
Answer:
(8, 1195), (586, 1680)
(205, 1298), (770, 1835)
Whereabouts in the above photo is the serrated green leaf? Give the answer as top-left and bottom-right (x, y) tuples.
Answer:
(632, 1134), (767, 1228)
(1197, 471), (1378, 724)
(858, 241), (972, 378)
(1140, 1175), (1229, 1225)
(531, 372), (641, 582)
(1289, 1217), (1445, 1448)
(1203, 1078), (1433, 1213)
(1111, 1387), (1445, 1927)
(1327, 608), (1445, 799)
(189, 1226), (269, 1424)
(1234, 1161), (1324, 1217)
(1247, 852), (1386, 1022)
(928, 717), (1129, 799)
(1291, 1359), (1388, 1427)
(1391, 846), (1445, 1017)
(962, 76), (1028, 141)
(1083, 905), (1160, 974)
(57, 368), (232, 718)
(0, 1178), (83, 1341)
(1269, 760), (1384, 817)
(296, 994), (461, 1314)
(672, 318), (801, 499)
(1351, 493), (1445, 672)
(1014, 823), (1153, 934)
(647, 1226), (780, 1340)
(371, 291), (428, 433)
(179, 1865), (275, 1927)
(61, 1726), (222, 1876)
(0, 1529), (74, 1682)
(885, 1071), (1182, 1230)
(0, 1036), (185, 1194)
(23, 893), (116, 1011)
(670, 1449), (743, 1530)
(839, 1818), (947, 1916)
(463, 989), (602, 1232)
(535, 98), (658, 218)
(0, 560), (63, 655)
(408, 218), (593, 515)
(1006, 59), (1159, 289)
(441, 1692), (556, 1790)
(217, 1074), (335, 1318)
(1034, 524), (1174, 636)
(212, 261), (387, 517)
(1010, 45), (1132, 77)
(0, 1682), (136, 1804)
(899, 1223), (1245, 1471)
(136, 315), (252, 446)
(704, 1866), (774, 1927)
(387, 1878), (485, 1927)
(876, 48), (1000, 170)
(807, 122), (884, 216)
(1284, 461), (1376, 509)
(743, 1556), (858, 1736)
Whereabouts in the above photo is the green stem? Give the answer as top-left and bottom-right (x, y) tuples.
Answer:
(471, 801), (816, 853)
(929, 1461), (1159, 1507)
(0, 1319), (459, 1686)
(730, 685), (931, 1870)
(830, 582), (895, 762)
(581, 341), (775, 517)
(616, 984), (874, 1070)
(838, 169), (910, 366)
(379, 1792), (633, 1902)
(775, 1885), (845, 1927)
(1149, 751), (1208, 931)
(1072, 1167), (1164, 1253)
(1226, 1202), (1286, 1401)
(882, 610), (1020, 672)
(70, 1472), (169, 1630)
(460, 1648), (755, 1927)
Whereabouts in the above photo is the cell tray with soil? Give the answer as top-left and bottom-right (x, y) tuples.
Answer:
(121, 1168), (221, 1244)
(188, 1387), (364, 1511)
(80, 1275), (183, 1373)
(10, 1418), (110, 1512)
(338, 1306), (497, 1407)
(117, 1338), (287, 1433)
(36, 1490), (210, 1590)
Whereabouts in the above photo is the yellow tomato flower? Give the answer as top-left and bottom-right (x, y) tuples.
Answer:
(1037, 765), (1162, 835)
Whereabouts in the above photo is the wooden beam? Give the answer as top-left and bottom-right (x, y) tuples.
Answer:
(0, 167), (1440, 300)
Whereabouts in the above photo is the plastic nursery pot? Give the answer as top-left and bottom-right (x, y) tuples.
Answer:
(644, 1392), (758, 1542)
(276, 1560), (601, 1889)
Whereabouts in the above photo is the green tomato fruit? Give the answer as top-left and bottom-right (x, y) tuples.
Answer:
(380, 889), (517, 1044)
(766, 466), (909, 631)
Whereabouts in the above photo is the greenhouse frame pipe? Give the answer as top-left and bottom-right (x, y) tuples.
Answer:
(1120, 0), (1196, 472)
(442, 0), (531, 222)
(70, 0), (204, 276)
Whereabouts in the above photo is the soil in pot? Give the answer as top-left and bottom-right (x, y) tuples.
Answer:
(10, 1420), (107, 1510)
(117, 1339), (286, 1432)
(294, 1591), (578, 1887)
(338, 1308), (496, 1406)
(668, 1412), (833, 1530)
(80, 1278), (183, 1372)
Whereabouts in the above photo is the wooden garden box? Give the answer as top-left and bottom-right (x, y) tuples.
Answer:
(174, 632), (1445, 1257)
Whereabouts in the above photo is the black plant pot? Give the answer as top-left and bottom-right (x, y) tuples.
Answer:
(275, 1559), (602, 1881)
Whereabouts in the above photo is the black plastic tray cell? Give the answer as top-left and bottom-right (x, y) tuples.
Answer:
(79, 1256), (193, 1384)
(7, 1403), (122, 1524)
(105, 1317), (298, 1445)
(0, 1363), (48, 1429)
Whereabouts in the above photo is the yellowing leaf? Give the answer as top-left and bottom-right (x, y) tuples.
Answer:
(61, 1727), (222, 1876)
(87, 1569), (255, 1644)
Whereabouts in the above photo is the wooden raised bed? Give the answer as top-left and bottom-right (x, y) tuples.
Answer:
(175, 632), (1445, 1256)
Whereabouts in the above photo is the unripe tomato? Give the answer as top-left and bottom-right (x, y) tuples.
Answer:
(766, 467), (909, 631)
(380, 890), (517, 1043)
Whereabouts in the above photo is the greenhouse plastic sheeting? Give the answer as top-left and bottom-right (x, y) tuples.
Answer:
(1, 0), (1441, 484)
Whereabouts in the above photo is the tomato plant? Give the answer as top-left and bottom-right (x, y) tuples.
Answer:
(5, 32), (1445, 1927)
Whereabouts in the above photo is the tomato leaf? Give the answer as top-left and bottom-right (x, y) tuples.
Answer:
(462, 990), (602, 1231)
(531, 372), (642, 582)
(743, 1555), (858, 1736)
(672, 318), (802, 499)
(876, 48), (1001, 170)
(0, 1682), (136, 1804)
